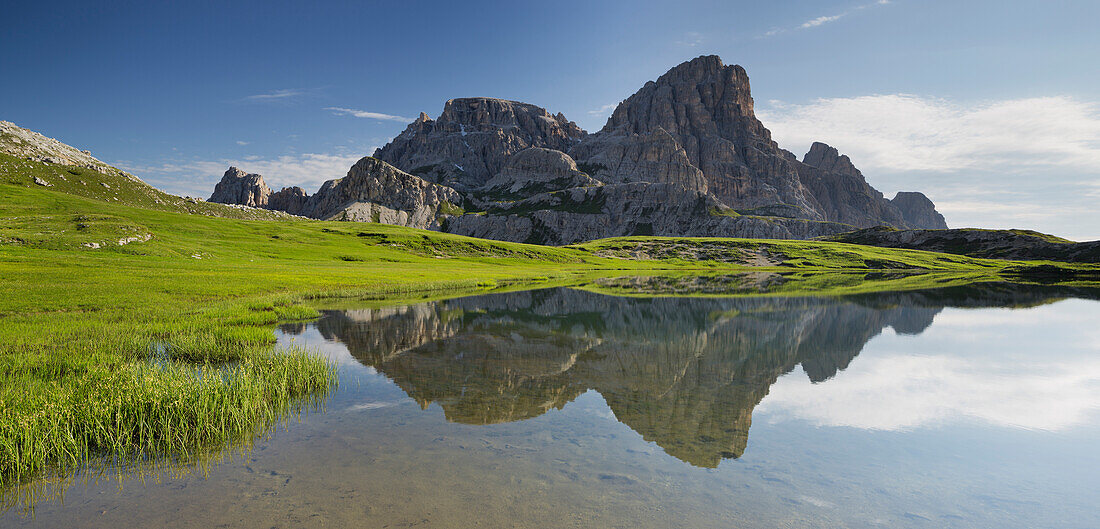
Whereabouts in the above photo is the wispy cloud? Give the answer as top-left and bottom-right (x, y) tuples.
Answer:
(675, 31), (704, 47)
(235, 140), (249, 146)
(326, 107), (412, 123)
(765, 0), (890, 37)
(801, 14), (843, 28)
(587, 104), (618, 117)
(242, 89), (304, 102)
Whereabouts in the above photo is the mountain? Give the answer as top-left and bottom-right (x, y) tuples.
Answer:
(23, 56), (956, 245)
(373, 98), (586, 191)
(329, 56), (947, 243)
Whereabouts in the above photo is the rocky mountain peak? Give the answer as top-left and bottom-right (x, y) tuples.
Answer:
(208, 166), (272, 207)
(374, 98), (586, 191)
(603, 55), (762, 139)
(573, 55), (818, 215)
(802, 142), (862, 179)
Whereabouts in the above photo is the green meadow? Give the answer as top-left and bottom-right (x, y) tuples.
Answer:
(1, 155), (1095, 488)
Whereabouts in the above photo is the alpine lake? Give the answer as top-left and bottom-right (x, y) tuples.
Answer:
(4, 274), (1098, 528)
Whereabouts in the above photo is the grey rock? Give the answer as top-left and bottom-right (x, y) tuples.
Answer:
(891, 191), (949, 229)
(300, 157), (462, 229)
(268, 186), (310, 216)
(208, 167), (272, 207)
(446, 182), (850, 245)
(34, 176), (51, 187)
(573, 55), (823, 217)
(477, 147), (602, 201)
(797, 142), (911, 228)
(374, 98), (585, 191)
(568, 127), (708, 192)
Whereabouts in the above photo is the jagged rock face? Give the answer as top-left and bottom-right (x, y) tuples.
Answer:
(299, 156), (461, 229)
(267, 186), (309, 216)
(572, 55), (823, 218)
(477, 147), (602, 201)
(445, 182), (850, 245)
(568, 127), (708, 193)
(891, 191), (948, 229)
(802, 141), (862, 177)
(797, 142), (911, 229)
(373, 98), (586, 191)
(208, 167), (272, 207)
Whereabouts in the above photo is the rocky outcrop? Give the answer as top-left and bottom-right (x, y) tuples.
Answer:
(891, 191), (948, 229)
(476, 147), (602, 201)
(299, 156), (462, 229)
(568, 127), (708, 192)
(373, 98), (586, 191)
(796, 142), (911, 228)
(827, 226), (1099, 262)
(267, 186), (309, 216)
(446, 182), (850, 245)
(571, 55), (823, 218)
(208, 167), (272, 207)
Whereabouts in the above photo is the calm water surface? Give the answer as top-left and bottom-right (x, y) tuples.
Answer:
(6, 283), (1100, 528)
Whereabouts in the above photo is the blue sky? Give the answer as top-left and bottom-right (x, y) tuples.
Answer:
(3, 0), (1098, 239)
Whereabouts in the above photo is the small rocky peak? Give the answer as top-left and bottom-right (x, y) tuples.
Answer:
(802, 142), (862, 178)
(208, 166), (272, 207)
(416, 112), (431, 123)
(891, 191), (948, 229)
(603, 54), (758, 137)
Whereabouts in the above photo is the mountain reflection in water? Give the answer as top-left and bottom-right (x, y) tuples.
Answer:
(280, 282), (1099, 468)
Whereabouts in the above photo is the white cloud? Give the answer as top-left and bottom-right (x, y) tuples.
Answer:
(235, 140), (249, 146)
(758, 303), (1100, 431)
(242, 89), (303, 102)
(759, 352), (1100, 431)
(587, 104), (618, 117)
(801, 15), (843, 28)
(759, 94), (1100, 173)
(326, 107), (413, 123)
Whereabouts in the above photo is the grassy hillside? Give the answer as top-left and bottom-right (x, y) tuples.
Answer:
(1, 156), (1095, 492)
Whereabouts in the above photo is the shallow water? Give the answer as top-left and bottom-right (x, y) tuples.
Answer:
(6, 283), (1100, 528)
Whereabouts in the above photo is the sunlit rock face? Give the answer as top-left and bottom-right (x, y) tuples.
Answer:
(374, 98), (586, 192)
(310, 283), (1013, 467)
(208, 167), (272, 207)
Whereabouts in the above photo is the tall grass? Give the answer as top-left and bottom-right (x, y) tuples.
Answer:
(0, 344), (335, 488)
